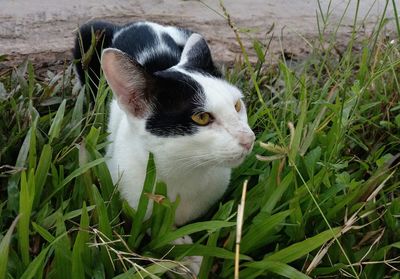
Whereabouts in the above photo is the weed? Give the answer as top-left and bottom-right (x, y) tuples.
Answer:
(1, 1), (400, 278)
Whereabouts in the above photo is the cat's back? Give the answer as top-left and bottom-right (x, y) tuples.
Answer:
(112, 22), (192, 73)
(73, 21), (193, 87)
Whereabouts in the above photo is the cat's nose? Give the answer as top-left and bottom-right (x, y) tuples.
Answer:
(239, 132), (255, 151)
(240, 142), (253, 151)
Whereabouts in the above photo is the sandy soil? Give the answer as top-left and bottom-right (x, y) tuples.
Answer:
(0, 0), (396, 70)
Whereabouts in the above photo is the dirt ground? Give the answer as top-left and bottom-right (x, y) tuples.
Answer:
(0, 0), (396, 71)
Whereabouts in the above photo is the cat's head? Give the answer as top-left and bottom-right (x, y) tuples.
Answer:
(101, 33), (255, 169)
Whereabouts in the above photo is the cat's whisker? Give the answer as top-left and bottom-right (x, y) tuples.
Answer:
(169, 157), (214, 173)
(182, 155), (223, 169)
(166, 152), (218, 165)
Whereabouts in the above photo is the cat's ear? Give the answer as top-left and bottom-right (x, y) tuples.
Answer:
(101, 48), (152, 117)
(179, 33), (214, 71)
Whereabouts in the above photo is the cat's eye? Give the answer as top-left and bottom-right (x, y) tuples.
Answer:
(191, 112), (213, 126)
(235, 100), (242, 112)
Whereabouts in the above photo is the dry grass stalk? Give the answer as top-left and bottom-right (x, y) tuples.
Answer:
(306, 170), (396, 274)
(89, 228), (192, 278)
(234, 180), (248, 279)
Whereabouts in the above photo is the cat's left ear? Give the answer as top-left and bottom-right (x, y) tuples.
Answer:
(179, 33), (218, 74)
(101, 48), (153, 117)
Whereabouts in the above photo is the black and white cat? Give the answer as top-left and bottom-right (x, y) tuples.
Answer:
(73, 19), (254, 253)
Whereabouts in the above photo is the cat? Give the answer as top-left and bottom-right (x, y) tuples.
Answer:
(73, 20), (255, 274)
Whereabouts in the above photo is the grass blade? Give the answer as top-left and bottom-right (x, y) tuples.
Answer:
(241, 260), (311, 279)
(261, 172), (294, 214)
(113, 262), (180, 279)
(246, 227), (341, 266)
(20, 246), (52, 279)
(0, 215), (20, 279)
(129, 153), (156, 247)
(288, 76), (307, 164)
(149, 221), (235, 250)
(70, 86), (85, 138)
(48, 99), (66, 143)
(54, 211), (72, 279)
(92, 185), (112, 238)
(241, 210), (291, 253)
(71, 202), (90, 279)
(18, 229), (68, 279)
(18, 170), (35, 266)
(32, 222), (55, 243)
(33, 144), (52, 208)
(168, 244), (251, 260)
(199, 201), (234, 279)
(92, 185), (114, 277)
(7, 122), (34, 212)
(41, 158), (106, 205)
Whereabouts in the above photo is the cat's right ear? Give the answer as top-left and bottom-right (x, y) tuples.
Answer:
(101, 48), (152, 117)
(178, 33), (220, 77)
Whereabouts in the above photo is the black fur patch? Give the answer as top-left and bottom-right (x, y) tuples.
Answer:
(113, 24), (157, 60)
(145, 70), (205, 137)
(184, 64), (222, 78)
(113, 24), (182, 73)
(73, 21), (117, 91)
(73, 20), (221, 137)
(182, 36), (221, 77)
(142, 49), (181, 74)
(73, 21), (221, 91)
(162, 33), (182, 50)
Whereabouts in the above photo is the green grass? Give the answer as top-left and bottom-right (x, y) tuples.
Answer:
(1, 2), (400, 278)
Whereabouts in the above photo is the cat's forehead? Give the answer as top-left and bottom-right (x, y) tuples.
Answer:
(186, 71), (242, 109)
(154, 69), (203, 103)
(155, 68), (240, 103)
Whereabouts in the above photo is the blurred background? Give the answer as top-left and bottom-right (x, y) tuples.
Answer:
(0, 0), (396, 70)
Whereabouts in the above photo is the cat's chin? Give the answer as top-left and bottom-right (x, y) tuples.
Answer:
(221, 155), (247, 168)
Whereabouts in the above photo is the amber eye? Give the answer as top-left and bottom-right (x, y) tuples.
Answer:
(191, 112), (213, 126)
(235, 100), (242, 112)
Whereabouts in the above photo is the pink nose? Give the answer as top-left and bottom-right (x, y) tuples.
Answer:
(238, 131), (255, 151)
(241, 142), (253, 151)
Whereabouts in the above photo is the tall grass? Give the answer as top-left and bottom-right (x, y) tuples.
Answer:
(1, 1), (400, 278)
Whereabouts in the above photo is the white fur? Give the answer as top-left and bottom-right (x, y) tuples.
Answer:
(112, 22), (187, 43)
(113, 21), (189, 53)
(113, 22), (190, 67)
(104, 23), (255, 226)
(106, 73), (254, 225)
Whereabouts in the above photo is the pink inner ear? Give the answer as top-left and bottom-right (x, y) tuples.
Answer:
(101, 49), (148, 117)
